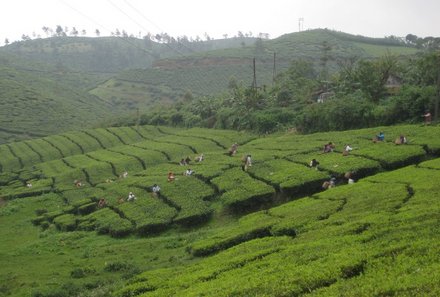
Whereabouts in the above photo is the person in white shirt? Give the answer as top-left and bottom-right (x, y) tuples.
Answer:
(127, 192), (136, 202)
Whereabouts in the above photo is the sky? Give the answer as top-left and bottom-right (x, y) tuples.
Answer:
(1, 0), (439, 45)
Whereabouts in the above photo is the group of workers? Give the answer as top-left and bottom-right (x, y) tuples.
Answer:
(85, 126), (418, 209)
(314, 131), (409, 190)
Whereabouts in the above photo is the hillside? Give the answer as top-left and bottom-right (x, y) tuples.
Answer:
(91, 29), (419, 108)
(0, 52), (117, 144)
(0, 29), (426, 145)
(0, 123), (439, 296)
(0, 36), (258, 74)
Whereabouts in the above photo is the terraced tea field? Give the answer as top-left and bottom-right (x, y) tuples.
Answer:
(0, 124), (439, 296)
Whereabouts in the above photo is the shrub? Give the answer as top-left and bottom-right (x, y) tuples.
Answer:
(53, 214), (77, 231)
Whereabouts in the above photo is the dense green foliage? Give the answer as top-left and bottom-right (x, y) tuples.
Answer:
(0, 123), (439, 296)
(136, 49), (439, 134)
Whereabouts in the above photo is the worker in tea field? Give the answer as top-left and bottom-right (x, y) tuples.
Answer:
(395, 134), (407, 145)
(242, 154), (252, 171)
(229, 143), (239, 156)
(120, 171), (128, 178)
(168, 171), (176, 182)
(195, 153), (204, 162)
(322, 177), (336, 190)
(422, 111), (432, 125)
(98, 198), (107, 208)
(342, 144), (353, 156)
(184, 168), (194, 176)
(179, 158), (186, 166)
(152, 184), (161, 197)
(323, 142), (335, 153)
(74, 179), (82, 187)
(127, 192), (136, 202)
(373, 132), (385, 142)
(309, 158), (320, 170)
(26, 181), (33, 188)
(344, 171), (355, 184)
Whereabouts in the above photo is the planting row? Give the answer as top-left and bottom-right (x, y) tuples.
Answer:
(116, 163), (440, 296)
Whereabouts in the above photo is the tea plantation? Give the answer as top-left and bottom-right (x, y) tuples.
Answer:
(0, 124), (439, 296)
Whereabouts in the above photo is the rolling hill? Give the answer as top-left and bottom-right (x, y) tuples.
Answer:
(0, 51), (116, 143)
(0, 29), (420, 144)
(0, 123), (439, 296)
(90, 29), (419, 110)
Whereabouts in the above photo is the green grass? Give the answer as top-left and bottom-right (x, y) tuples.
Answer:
(0, 124), (439, 296)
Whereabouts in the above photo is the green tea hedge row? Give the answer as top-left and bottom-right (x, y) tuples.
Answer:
(211, 167), (275, 211)
(62, 131), (104, 153)
(87, 149), (144, 175)
(78, 208), (133, 237)
(175, 127), (254, 148)
(158, 135), (222, 153)
(286, 151), (381, 177)
(24, 139), (63, 162)
(107, 126), (145, 144)
(7, 141), (41, 167)
(133, 141), (193, 162)
(109, 145), (167, 168)
(0, 145), (21, 171)
(248, 159), (328, 195)
(43, 134), (83, 156)
(349, 140), (426, 169)
(82, 128), (125, 148)
(135, 125), (168, 139)
(158, 176), (215, 225)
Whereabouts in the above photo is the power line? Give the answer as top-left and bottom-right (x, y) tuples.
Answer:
(122, 0), (196, 55)
(59, 0), (155, 58)
(106, 0), (153, 36)
(123, 0), (166, 34)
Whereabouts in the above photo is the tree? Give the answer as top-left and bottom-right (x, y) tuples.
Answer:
(95, 29), (100, 37)
(405, 34), (418, 45)
(336, 53), (397, 103)
(4, 38), (9, 45)
(70, 27), (79, 36)
(42, 26), (49, 37)
(273, 60), (318, 108)
(228, 76), (238, 91)
(183, 90), (193, 103)
(55, 25), (65, 37)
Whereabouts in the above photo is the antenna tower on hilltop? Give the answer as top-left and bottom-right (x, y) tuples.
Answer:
(298, 18), (304, 32)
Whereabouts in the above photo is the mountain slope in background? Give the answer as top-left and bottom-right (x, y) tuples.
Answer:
(0, 52), (114, 143)
(0, 29), (419, 143)
(91, 29), (419, 109)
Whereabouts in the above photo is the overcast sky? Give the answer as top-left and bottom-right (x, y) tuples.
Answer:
(1, 0), (439, 45)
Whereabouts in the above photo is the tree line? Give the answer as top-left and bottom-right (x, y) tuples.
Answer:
(3, 25), (269, 46)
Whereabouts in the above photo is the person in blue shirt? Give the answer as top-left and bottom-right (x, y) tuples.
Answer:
(374, 131), (384, 142)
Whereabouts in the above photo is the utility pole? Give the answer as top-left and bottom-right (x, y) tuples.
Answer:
(435, 54), (440, 122)
(272, 52), (276, 85)
(136, 108), (140, 132)
(252, 57), (257, 91)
